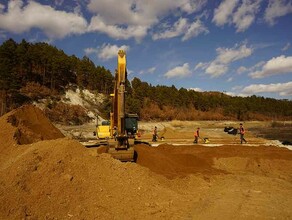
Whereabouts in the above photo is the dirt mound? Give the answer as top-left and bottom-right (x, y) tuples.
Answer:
(135, 144), (292, 180)
(0, 138), (207, 219)
(135, 144), (226, 179)
(0, 107), (292, 219)
(2, 105), (64, 145)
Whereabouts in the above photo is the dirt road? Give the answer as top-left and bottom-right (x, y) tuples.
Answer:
(0, 105), (291, 219)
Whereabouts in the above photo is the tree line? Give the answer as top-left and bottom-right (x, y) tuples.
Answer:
(0, 39), (291, 121)
(125, 78), (292, 121)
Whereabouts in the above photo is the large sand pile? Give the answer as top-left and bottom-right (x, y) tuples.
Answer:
(1, 105), (64, 145)
(0, 105), (292, 219)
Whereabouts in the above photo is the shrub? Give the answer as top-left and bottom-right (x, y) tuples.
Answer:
(44, 102), (91, 125)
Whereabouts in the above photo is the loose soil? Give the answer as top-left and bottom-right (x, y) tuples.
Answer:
(0, 105), (291, 219)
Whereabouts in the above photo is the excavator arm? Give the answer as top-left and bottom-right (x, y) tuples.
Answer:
(110, 50), (129, 149)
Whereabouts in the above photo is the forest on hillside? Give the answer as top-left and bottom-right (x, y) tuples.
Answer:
(0, 38), (113, 117)
(0, 39), (292, 122)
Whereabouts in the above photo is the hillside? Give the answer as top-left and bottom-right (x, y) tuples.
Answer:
(1, 39), (292, 122)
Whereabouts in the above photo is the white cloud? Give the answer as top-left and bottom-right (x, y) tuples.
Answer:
(249, 55), (292, 78)
(98, 44), (130, 60)
(0, 0), (88, 39)
(164, 63), (192, 79)
(180, 0), (208, 14)
(232, 85), (244, 91)
(216, 43), (253, 64)
(182, 19), (209, 41)
(241, 81), (292, 96)
(2, 0), (291, 45)
(87, 0), (206, 26)
(205, 62), (228, 78)
(88, 15), (148, 42)
(152, 18), (188, 40)
(195, 62), (208, 70)
(264, 0), (292, 25)
(237, 66), (248, 74)
(139, 67), (156, 75)
(227, 77), (233, 82)
(84, 47), (98, 55)
(0, 0), (208, 41)
(152, 18), (208, 41)
(213, 0), (261, 32)
(87, 0), (158, 26)
(196, 43), (253, 78)
(232, 0), (262, 32)
(147, 67), (156, 74)
(213, 0), (239, 26)
(282, 42), (291, 51)
(253, 61), (266, 69)
(188, 87), (203, 92)
(87, 0), (207, 41)
(84, 44), (130, 60)
(223, 90), (248, 97)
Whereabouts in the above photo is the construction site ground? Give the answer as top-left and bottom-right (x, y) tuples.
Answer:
(0, 105), (292, 219)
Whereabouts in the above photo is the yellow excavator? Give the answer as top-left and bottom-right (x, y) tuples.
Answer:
(86, 50), (147, 160)
(95, 50), (145, 161)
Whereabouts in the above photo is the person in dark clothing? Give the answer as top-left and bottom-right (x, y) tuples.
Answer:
(152, 126), (158, 142)
(239, 123), (247, 144)
(113, 126), (117, 141)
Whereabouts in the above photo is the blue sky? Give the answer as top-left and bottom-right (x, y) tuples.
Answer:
(0, 0), (292, 99)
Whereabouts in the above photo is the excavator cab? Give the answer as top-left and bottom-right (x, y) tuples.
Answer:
(125, 114), (138, 138)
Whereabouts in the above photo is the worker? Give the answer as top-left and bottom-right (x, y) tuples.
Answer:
(239, 123), (247, 144)
(152, 126), (158, 142)
(113, 126), (117, 141)
(194, 127), (200, 143)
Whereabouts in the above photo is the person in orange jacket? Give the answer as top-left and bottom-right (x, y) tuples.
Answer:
(193, 127), (200, 143)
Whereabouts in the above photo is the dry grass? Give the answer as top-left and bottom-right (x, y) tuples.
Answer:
(271, 121), (292, 128)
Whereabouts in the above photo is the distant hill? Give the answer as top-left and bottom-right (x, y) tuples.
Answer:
(1, 38), (292, 123)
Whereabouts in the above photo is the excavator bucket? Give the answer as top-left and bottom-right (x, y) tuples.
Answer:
(105, 137), (138, 162)
(107, 146), (136, 162)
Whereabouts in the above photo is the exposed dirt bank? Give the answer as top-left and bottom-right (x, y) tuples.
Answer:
(0, 105), (291, 219)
